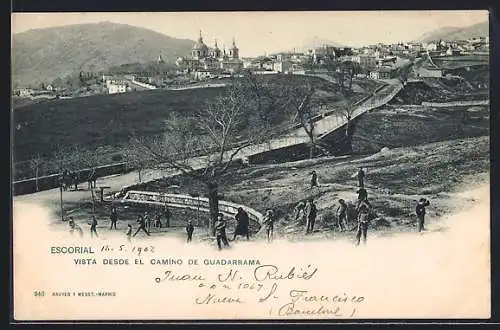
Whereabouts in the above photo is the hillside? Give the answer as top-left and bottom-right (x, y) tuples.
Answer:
(299, 36), (345, 51)
(13, 75), (377, 180)
(126, 135), (489, 241)
(11, 22), (195, 87)
(416, 21), (488, 42)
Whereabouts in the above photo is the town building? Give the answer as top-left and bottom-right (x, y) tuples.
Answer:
(107, 84), (127, 94)
(273, 61), (292, 73)
(176, 31), (243, 75)
(370, 66), (396, 80)
(413, 62), (443, 78)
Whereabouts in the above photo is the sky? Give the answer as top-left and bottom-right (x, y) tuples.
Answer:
(11, 11), (489, 57)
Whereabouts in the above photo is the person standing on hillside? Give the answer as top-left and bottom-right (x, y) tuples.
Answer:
(355, 201), (370, 246)
(263, 209), (275, 243)
(305, 199), (318, 234)
(88, 216), (99, 238)
(215, 213), (230, 250)
(125, 224), (132, 242)
(294, 201), (307, 223)
(356, 187), (372, 210)
(186, 220), (194, 243)
(416, 198), (431, 232)
(232, 207), (250, 241)
(109, 206), (118, 230)
(310, 171), (319, 189)
(356, 167), (365, 188)
(336, 199), (348, 232)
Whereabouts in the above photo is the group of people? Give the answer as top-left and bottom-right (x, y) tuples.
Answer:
(67, 165), (432, 248)
(308, 166), (430, 246)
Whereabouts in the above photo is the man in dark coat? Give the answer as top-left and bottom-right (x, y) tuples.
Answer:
(186, 220), (194, 243)
(357, 167), (365, 188)
(356, 188), (372, 210)
(306, 199), (318, 234)
(109, 206), (118, 230)
(232, 207), (250, 241)
(310, 171), (318, 189)
(416, 198), (431, 232)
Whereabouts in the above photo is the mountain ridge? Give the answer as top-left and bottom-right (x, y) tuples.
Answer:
(415, 21), (488, 43)
(12, 22), (195, 87)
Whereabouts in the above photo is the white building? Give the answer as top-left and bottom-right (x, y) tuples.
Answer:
(108, 84), (127, 94)
(273, 61), (292, 73)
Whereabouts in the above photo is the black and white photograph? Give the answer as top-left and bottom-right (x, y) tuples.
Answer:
(11, 10), (491, 320)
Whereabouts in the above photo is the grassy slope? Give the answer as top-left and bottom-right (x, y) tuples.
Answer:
(119, 98), (489, 240)
(352, 104), (489, 154)
(132, 136), (488, 239)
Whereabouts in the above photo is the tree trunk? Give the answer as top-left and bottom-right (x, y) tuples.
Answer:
(207, 181), (219, 236)
(35, 167), (39, 192)
(138, 169), (142, 183)
(90, 187), (96, 215)
(59, 186), (64, 221)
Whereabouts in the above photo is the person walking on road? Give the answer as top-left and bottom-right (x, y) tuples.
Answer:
(232, 207), (250, 241)
(416, 198), (431, 232)
(215, 213), (230, 250)
(133, 215), (151, 237)
(109, 206), (118, 230)
(89, 216), (99, 238)
(186, 220), (194, 243)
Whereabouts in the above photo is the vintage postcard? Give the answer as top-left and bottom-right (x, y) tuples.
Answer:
(11, 10), (491, 321)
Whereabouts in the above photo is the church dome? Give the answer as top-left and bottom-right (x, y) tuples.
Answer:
(193, 32), (208, 51)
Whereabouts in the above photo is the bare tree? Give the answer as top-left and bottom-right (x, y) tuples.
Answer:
(339, 92), (357, 138)
(287, 82), (331, 159)
(124, 135), (155, 183)
(53, 144), (72, 221)
(130, 74), (279, 235)
(81, 149), (100, 215)
(29, 153), (43, 192)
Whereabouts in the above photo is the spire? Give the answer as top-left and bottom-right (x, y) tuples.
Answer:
(214, 38), (219, 49)
(232, 37), (237, 48)
(198, 30), (203, 43)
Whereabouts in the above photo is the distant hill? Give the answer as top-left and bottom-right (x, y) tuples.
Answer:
(279, 36), (346, 53)
(12, 22), (195, 87)
(416, 21), (488, 43)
